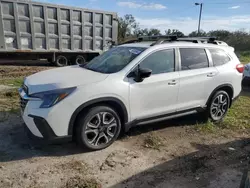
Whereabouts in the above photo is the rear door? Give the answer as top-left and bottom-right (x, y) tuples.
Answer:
(177, 48), (219, 111)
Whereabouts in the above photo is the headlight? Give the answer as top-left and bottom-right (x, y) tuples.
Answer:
(30, 87), (76, 108)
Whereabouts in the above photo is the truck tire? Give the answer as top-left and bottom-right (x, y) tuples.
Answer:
(56, 55), (68, 67)
(75, 55), (86, 65)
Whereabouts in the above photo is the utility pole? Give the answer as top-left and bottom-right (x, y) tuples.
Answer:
(195, 3), (203, 36)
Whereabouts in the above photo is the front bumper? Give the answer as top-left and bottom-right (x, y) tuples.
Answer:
(23, 115), (72, 143)
(19, 87), (74, 142)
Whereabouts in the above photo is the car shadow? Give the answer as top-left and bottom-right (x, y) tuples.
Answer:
(0, 89), (249, 163)
(241, 89), (250, 97)
(125, 113), (206, 138)
(0, 112), (206, 163)
(110, 138), (250, 188)
(0, 113), (84, 162)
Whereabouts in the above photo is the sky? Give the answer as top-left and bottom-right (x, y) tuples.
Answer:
(36, 0), (250, 34)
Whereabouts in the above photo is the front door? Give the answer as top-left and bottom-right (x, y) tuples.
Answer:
(129, 49), (180, 121)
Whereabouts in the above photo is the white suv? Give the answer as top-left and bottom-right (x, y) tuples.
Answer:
(19, 37), (244, 150)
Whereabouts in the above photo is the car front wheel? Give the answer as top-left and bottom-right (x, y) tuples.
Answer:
(76, 106), (121, 150)
(208, 90), (230, 123)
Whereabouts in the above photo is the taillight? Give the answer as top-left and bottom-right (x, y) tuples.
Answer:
(236, 64), (244, 73)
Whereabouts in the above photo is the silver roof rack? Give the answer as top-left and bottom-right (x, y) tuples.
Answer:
(120, 35), (228, 46)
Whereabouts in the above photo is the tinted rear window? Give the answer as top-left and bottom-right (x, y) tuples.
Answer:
(180, 48), (209, 70)
(209, 49), (231, 66)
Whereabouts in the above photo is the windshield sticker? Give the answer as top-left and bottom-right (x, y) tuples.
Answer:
(129, 49), (142, 55)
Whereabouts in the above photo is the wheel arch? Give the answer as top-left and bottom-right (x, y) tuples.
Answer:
(68, 97), (129, 136)
(206, 84), (234, 107)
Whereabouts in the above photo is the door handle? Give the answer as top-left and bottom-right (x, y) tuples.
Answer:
(207, 72), (216, 77)
(168, 80), (177, 85)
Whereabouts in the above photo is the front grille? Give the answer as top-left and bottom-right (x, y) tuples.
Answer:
(20, 97), (28, 111)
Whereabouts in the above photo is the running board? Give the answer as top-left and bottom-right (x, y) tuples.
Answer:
(137, 110), (197, 125)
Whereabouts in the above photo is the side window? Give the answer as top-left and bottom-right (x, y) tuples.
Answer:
(180, 48), (209, 70)
(140, 49), (175, 75)
(209, 49), (231, 66)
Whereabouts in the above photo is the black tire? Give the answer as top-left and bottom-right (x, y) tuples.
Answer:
(207, 90), (230, 123)
(75, 55), (86, 65)
(55, 55), (68, 67)
(76, 106), (121, 150)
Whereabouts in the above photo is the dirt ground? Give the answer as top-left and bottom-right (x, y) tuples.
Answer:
(0, 61), (52, 79)
(0, 63), (250, 188)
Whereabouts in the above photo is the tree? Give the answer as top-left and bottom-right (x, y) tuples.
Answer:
(136, 28), (149, 36)
(136, 28), (161, 36)
(148, 28), (161, 36)
(165, 29), (185, 37)
(118, 14), (139, 42)
(188, 30), (207, 37)
(207, 30), (231, 40)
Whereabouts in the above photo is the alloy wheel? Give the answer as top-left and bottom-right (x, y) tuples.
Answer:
(84, 112), (118, 147)
(210, 93), (229, 121)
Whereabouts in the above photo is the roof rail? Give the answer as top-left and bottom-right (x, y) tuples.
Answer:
(120, 35), (228, 46)
(138, 35), (177, 41)
(152, 36), (228, 46)
(120, 35), (177, 45)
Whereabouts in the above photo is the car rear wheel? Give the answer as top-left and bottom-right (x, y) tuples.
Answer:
(208, 90), (230, 123)
(76, 106), (121, 150)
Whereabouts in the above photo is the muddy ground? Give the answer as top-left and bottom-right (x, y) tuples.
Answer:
(0, 63), (249, 188)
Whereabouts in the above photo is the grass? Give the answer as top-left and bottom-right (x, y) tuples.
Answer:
(143, 133), (164, 150)
(0, 77), (23, 87)
(0, 89), (19, 112)
(239, 51), (250, 64)
(220, 96), (250, 129)
(196, 96), (250, 133)
(195, 120), (217, 133)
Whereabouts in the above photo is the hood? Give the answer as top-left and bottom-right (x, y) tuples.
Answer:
(25, 65), (109, 94)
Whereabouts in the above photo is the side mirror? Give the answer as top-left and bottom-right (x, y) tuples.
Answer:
(128, 65), (152, 82)
(140, 67), (152, 79)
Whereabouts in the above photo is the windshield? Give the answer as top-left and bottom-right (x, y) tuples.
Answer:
(82, 46), (146, 73)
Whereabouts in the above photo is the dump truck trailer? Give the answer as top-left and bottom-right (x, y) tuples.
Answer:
(0, 0), (118, 66)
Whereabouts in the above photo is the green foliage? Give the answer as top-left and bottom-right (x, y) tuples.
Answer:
(0, 89), (20, 112)
(136, 28), (161, 36)
(0, 77), (23, 87)
(196, 96), (250, 133)
(208, 30), (231, 39)
(188, 30), (207, 37)
(118, 14), (139, 43)
(165, 29), (184, 37)
(195, 120), (217, 133)
(239, 51), (250, 63)
(220, 96), (250, 130)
